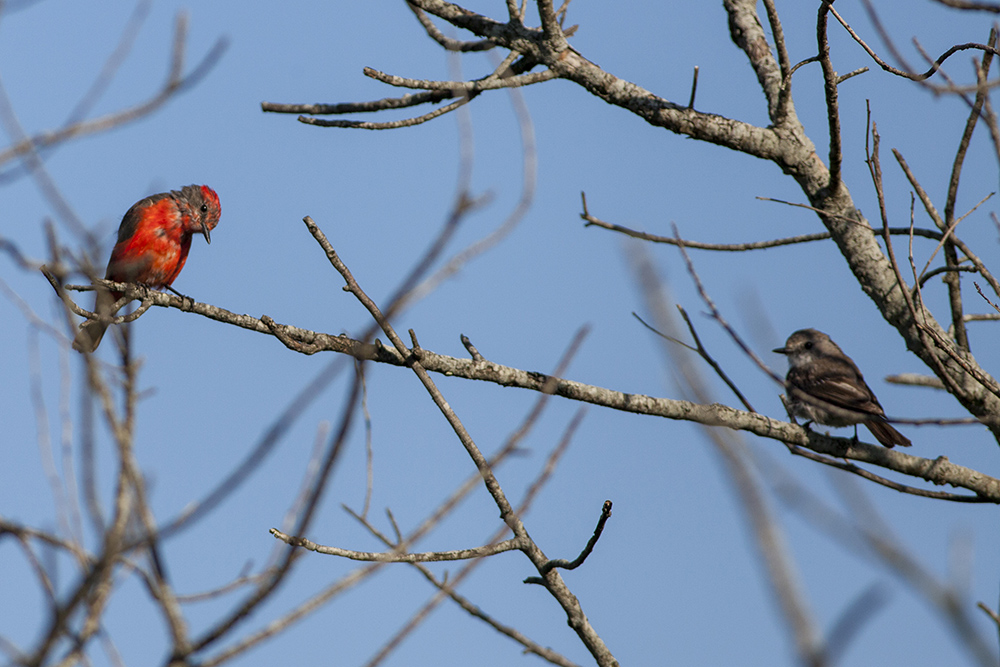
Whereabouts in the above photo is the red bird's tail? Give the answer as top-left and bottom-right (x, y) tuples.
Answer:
(72, 288), (119, 353)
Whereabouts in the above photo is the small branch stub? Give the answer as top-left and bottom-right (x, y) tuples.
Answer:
(525, 500), (613, 584)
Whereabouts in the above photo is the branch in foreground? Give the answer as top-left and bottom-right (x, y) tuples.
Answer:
(52, 284), (1000, 502)
(783, 443), (992, 503)
(269, 529), (522, 563)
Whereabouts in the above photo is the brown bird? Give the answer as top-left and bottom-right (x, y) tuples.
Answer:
(773, 329), (911, 448)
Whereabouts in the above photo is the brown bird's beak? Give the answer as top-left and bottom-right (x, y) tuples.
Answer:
(772, 346), (787, 354)
(200, 221), (212, 244)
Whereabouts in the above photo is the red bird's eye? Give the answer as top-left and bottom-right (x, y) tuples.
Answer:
(201, 204), (208, 212)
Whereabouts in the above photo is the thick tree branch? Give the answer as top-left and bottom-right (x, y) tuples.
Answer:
(54, 284), (1000, 502)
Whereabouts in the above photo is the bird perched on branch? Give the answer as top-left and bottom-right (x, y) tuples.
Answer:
(72, 184), (221, 353)
(773, 328), (911, 448)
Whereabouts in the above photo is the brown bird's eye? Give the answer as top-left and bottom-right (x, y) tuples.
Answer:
(804, 341), (813, 349)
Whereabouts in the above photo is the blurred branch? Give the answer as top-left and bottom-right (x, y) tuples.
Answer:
(932, 0), (1000, 11)
(0, 0), (153, 185)
(975, 282), (1000, 313)
(353, 407), (586, 667)
(628, 241), (824, 665)
(0, 13), (228, 171)
(199, 393), (538, 667)
(186, 373), (361, 658)
(407, 0), (496, 51)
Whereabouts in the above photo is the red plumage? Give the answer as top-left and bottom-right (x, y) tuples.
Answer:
(72, 185), (221, 353)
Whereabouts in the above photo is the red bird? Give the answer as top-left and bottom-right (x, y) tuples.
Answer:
(72, 185), (221, 353)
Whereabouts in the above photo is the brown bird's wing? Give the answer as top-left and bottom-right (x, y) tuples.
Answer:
(789, 361), (911, 447)
(787, 362), (886, 418)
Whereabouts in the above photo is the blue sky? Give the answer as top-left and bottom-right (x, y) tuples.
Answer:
(2, 2), (999, 666)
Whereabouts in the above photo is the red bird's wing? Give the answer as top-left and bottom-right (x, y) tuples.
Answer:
(105, 195), (189, 288)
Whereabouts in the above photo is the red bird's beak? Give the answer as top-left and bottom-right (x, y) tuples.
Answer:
(201, 221), (212, 244)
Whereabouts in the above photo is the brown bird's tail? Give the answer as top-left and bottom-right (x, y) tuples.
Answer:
(72, 288), (119, 353)
(864, 419), (912, 448)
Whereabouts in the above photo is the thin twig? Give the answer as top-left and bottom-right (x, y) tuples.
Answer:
(687, 66), (699, 109)
(407, 1), (495, 51)
(830, 3), (1000, 82)
(581, 192), (946, 248)
(535, 500), (613, 576)
(633, 310), (755, 412)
